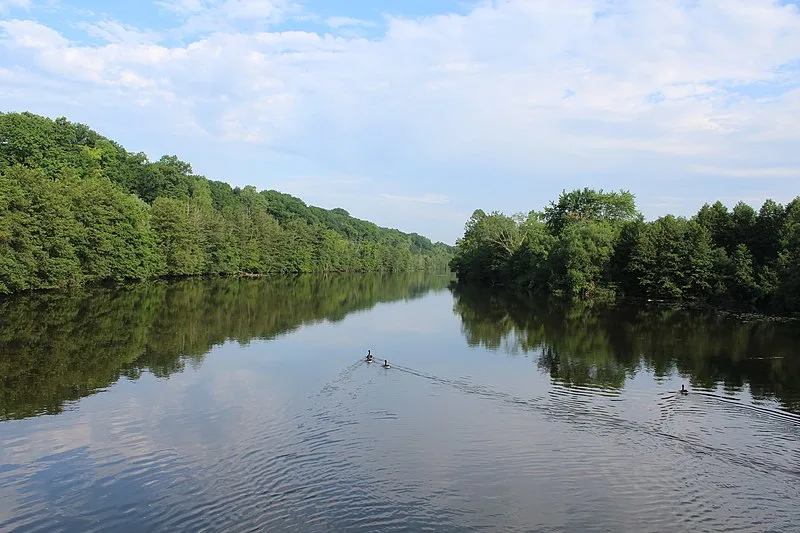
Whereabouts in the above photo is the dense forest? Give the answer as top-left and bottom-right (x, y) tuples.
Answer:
(0, 272), (452, 420)
(450, 188), (800, 315)
(0, 112), (453, 295)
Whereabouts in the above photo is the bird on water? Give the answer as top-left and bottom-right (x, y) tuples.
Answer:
(366, 350), (373, 363)
(383, 360), (391, 369)
(680, 384), (688, 395)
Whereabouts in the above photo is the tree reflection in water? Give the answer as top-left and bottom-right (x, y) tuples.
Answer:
(451, 284), (800, 413)
(0, 273), (452, 420)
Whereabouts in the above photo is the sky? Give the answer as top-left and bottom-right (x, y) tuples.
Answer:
(1, 0), (799, 244)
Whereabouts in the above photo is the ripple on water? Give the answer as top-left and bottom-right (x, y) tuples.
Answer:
(380, 360), (800, 532)
(1, 353), (799, 533)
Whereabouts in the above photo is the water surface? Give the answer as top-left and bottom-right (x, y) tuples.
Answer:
(1, 274), (799, 532)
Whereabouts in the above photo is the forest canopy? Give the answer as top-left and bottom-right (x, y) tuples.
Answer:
(0, 112), (453, 294)
(449, 188), (800, 315)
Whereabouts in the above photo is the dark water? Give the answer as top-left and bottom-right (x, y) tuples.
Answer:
(1, 274), (799, 533)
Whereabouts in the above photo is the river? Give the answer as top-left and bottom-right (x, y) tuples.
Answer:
(1, 273), (799, 532)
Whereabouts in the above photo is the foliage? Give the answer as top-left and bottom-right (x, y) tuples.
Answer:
(0, 112), (453, 294)
(628, 216), (713, 300)
(452, 188), (800, 315)
(543, 187), (639, 233)
(451, 189), (637, 299)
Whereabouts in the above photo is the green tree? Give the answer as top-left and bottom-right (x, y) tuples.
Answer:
(543, 188), (638, 234)
(695, 201), (733, 250)
(0, 166), (82, 292)
(507, 211), (554, 290)
(549, 220), (618, 298)
(150, 197), (205, 275)
(773, 199), (800, 313)
(629, 216), (713, 300)
(753, 199), (785, 264)
(449, 210), (524, 284)
(69, 176), (162, 281)
(726, 243), (759, 306)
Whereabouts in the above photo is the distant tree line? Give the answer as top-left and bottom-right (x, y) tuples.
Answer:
(449, 188), (800, 315)
(0, 112), (453, 294)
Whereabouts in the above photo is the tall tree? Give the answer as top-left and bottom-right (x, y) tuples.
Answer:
(543, 188), (638, 234)
(629, 216), (713, 300)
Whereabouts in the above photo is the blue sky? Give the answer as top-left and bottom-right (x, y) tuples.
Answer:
(1, 0), (799, 244)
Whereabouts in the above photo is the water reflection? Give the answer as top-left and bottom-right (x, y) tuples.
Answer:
(1, 275), (799, 532)
(451, 285), (800, 413)
(0, 272), (452, 421)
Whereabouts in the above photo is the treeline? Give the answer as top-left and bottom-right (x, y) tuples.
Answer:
(450, 188), (800, 314)
(0, 112), (452, 294)
(451, 285), (800, 413)
(0, 272), (452, 420)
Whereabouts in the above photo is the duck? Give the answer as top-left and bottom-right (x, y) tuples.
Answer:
(366, 350), (373, 363)
(680, 384), (688, 395)
(383, 360), (391, 369)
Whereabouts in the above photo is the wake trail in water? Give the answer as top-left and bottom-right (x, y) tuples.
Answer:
(690, 390), (800, 425)
(357, 358), (800, 480)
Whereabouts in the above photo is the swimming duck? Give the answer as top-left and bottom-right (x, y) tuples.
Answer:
(366, 350), (373, 363)
(383, 360), (391, 369)
(680, 384), (688, 395)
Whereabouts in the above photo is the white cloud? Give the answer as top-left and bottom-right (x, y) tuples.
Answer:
(1, 19), (67, 48)
(2, 0), (800, 241)
(690, 165), (800, 179)
(156, 0), (212, 15)
(5, 1), (800, 154)
(326, 16), (377, 29)
(0, 0), (30, 14)
(155, 0), (300, 35)
(78, 20), (161, 45)
(222, 0), (288, 20)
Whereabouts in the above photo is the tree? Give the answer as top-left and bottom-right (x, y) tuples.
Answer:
(629, 216), (713, 300)
(726, 243), (759, 306)
(449, 209), (523, 284)
(150, 197), (205, 276)
(730, 201), (757, 253)
(0, 166), (82, 292)
(773, 199), (800, 313)
(549, 220), (618, 298)
(752, 199), (785, 265)
(695, 201), (733, 250)
(507, 211), (554, 291)
(543, 188), (639, 234)
(69, 176), (162, 282)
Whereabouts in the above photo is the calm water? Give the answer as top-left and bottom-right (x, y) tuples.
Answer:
(1, 273), (799, 532)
